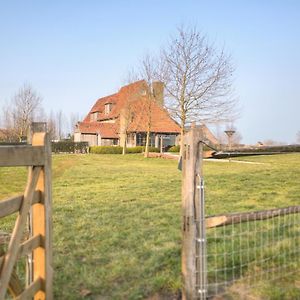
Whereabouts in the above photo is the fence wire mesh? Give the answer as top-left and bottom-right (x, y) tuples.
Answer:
(204, 207), (300, 299)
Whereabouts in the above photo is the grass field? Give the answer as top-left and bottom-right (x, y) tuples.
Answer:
(0, 153), (300, 299)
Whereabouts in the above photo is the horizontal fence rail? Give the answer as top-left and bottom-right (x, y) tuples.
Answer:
(206, 205), (300, 228)
(0, 191), (42, 218)
(0, 145), (45, 167)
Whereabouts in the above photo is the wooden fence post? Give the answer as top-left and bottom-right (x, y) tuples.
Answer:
(182, 124), (204, 300)
(30, 122), (53, 300)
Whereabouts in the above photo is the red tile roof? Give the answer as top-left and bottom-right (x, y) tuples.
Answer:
(83, 80), (147, 123)
(77, 122), (119, 138)
(80, 80), (180, 137)
(125, 98), (180, 133)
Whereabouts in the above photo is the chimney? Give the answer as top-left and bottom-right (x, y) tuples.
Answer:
(152, 81), (164, 106)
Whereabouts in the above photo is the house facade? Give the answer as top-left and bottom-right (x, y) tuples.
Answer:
(74, 80), (181, 150)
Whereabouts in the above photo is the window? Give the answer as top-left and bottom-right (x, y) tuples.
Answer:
(136, 133), (156, 147)
(105, 103), (112, 115)
(90, 112), (98, 121)
(136, 133), (146, 146)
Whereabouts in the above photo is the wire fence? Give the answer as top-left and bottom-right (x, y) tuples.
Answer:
(203, 206), (300, 299)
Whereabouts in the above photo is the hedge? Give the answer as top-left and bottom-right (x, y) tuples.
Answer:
(168, 145), (180, 153)
(228, 145), (300, 153)
(212, 144), (300, 159)
(126, 146), (160, 153)
(89, 146), (123, 154)
(89, 146), (160, 154)
(52, 141), (89, 153)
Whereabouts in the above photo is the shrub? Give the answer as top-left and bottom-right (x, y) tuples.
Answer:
(89, 146), (123, 154)
(125, 146), (144, 153)
(147, 146), (160, 153)
(89, 146), (160, 154)
(52, 141), (89, 153)
(168, 145), (180, 152)
(125, 146), (160, 153)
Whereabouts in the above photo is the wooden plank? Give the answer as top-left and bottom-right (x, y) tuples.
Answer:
(18, 235), (44, 258)
(0, 191), (42, 218)
(32, 131), (53, 300)
(44, 132), (54, 300)
(206, 205), (300, 229)
(206, 216), (228, 228)
(0, 166), (41, 300)
(0, 146), (45, 167)
(15, 277), (44, 300)
(0, 248), (23, 298)
(8, 272), (23, 297)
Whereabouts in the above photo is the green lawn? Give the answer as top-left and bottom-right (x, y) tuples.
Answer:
(0, 153), (300, 299)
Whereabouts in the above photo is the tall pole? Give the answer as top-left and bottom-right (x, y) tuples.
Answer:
(182, 124), (206, 299)
(224, 130), (235, 151)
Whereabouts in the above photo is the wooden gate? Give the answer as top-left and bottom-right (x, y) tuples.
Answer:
(0, 123), (53, 300)
(181, 125), (300, 299)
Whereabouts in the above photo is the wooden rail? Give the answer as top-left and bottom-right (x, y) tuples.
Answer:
(0, 123), (52, 300)
(206, 205), (300, 229)
(0, 191), (42, 218)
(0, 146), (45, 167)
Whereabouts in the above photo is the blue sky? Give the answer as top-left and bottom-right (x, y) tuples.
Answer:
(0, 0), (299, 144)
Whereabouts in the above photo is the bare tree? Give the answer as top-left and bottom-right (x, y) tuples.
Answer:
(56, 110), (67, 140)
(139, 55), (158, 157)
(47, 111), (57, 141)
(119, 75), (143, 154)
(124, 55), (161, 157)
(158, 26), (238, 154)
(69, 112), (80, 138)
(120, 99), (135, 155)
(262, 139), (284, 146)
(4, 83), (43, 141)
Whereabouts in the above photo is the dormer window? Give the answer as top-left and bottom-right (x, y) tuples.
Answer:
(90, 112), (98, 121)
(105, 103), (112, 115)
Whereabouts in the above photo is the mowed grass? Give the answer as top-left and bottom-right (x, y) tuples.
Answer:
(0, 153), (300, 299)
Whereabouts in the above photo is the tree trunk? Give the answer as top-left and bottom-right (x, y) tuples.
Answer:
(122, 139), (127, 155)
(179, 123), (185, 157)
(144, 131), (150, 158)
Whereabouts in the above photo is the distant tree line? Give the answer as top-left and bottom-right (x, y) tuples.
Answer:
(0, 83), (80, 142)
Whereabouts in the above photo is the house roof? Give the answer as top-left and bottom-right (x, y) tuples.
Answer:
(83, 80), (148, 123)
(126, 97), (181, 133)
(77, 122), (119, 138)
(80, 80), (181, 136)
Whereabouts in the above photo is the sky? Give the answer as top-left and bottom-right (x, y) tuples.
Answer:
(0, 0), (299, 144)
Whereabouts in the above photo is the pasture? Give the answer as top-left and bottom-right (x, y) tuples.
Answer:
(0, 153), (300, 299)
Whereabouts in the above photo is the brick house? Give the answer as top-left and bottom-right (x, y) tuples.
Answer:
(74, 80), (181, 149)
